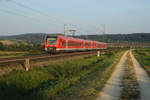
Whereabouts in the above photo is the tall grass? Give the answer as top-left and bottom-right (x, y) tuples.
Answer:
(55, 50), (125, 100)
(133, 49), (150, 75)
(0, 51), (121, 100)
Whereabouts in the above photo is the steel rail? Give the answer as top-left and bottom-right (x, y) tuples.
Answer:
(0, 51), (96, 65)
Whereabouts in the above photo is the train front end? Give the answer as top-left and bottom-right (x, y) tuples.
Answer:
(45, 35), (58, 52)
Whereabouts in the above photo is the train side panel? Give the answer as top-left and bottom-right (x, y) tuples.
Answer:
(45, 35), (107, 52)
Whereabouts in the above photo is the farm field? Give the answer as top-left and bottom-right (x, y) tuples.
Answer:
(133, 49), (150, 75)
(0, 39), (27, 45)
(0, 50), (125, 100)
(0, 51), (28, 58)
(0, 51), (27, 55)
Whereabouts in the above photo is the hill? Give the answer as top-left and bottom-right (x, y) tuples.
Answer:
(77, 33), (150, 43)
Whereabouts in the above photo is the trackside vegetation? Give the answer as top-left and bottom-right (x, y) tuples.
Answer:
(133, 49), (150, 75)
(0, 50), (125, 100)
(55, 50), (125, 100)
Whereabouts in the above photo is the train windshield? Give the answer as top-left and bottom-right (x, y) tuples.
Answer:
(47, 37), (57, 45)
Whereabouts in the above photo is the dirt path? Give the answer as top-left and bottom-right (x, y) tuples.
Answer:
(130, 51), (150, 100)
(95, 51), (128, 100)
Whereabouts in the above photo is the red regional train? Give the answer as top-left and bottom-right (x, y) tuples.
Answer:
(44, 35), (107, 52)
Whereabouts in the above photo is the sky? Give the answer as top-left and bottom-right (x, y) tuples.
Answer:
(0, 0), (150, 36)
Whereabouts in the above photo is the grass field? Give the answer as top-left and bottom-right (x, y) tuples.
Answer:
(0, 50), (125, 100)
(0, 51), (27, 55)
(0, 51), (28, 58)
(133, 49), (150, 75)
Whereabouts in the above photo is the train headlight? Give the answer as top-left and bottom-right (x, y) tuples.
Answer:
(45, 48), (48, 51)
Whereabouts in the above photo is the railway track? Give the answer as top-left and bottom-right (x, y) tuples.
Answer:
(0, 48), (125, 65)
(0, 48), (126, 70)
(0, 51), (97, 66)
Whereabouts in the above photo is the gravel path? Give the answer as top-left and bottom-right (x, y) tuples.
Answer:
(130, 51), (150, 100)
(95, 51), (128, 100)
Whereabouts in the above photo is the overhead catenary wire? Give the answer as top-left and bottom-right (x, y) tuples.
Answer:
(0, 8), (49, 25)
(0, 4), (63, 27)
(0, 8), (63, 35)
(9, 0), (66, 24)
(0, 8), (37, 21)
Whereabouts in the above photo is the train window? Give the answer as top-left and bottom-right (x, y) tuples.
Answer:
(101, 44), (105, 48)
(97, 44), (103, 48)
(62, 41), (66, 46)
(85, 42), (90, 47)
(47, 38), (57, 44)
(68, 42), (81, 46)
(96, 44), (100, 47)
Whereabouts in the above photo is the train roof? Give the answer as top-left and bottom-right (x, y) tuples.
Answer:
(46, 35), (107, 44)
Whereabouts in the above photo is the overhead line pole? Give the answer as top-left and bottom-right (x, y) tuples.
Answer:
(64, 24), (67, 36)
(103, 24), (106, 42)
